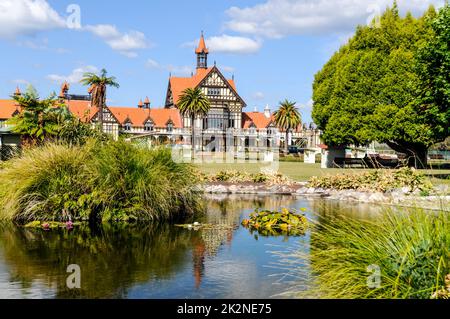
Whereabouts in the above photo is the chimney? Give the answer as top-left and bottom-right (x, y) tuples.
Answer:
(264, 104), (271, 119)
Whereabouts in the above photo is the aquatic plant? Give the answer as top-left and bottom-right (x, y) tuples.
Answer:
(304, 209), (449, 299)
(242, 208), (308, 236)
(0, 140), (201, 223)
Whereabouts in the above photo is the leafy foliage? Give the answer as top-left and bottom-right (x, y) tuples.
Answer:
(308, 167), (433, 193)
(312, 5), (447, 166)
(6, 85), (106, 146)
(7, 87), (70, 145)
(241, 208), (308, 236)
(416, 3), (450, 143)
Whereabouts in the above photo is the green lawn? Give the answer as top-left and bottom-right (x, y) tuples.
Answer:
(197, 162), (450, 185)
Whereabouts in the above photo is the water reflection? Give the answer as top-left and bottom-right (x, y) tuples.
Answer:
(0, 195), (377, 299)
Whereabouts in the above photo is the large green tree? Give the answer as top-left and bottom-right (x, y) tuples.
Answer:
(312, 4), (446, 168)
(80, 69), (119, 133)
(416, 3), (450, 148)
(178, 87), (210, 160)
(273, 100), (302, 154)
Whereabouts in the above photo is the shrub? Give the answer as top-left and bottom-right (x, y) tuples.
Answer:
(305, 209), (449, 299)
(308, 167), (433, 193)
(0, 140), (201, 223)
(204, 170), (293, 185)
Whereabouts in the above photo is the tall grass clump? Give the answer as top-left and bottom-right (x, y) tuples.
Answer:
(306, 210), (449, 299)
(89, 140), (201, 222)
(0, 140), (201, 223)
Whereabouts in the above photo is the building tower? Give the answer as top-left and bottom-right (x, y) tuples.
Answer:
(195, 31), (209, 69)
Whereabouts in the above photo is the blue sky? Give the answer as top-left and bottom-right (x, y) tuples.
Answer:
(0, 0), (444, 123)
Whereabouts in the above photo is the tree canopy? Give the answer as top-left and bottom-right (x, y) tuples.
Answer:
(312, 3), (448, 167)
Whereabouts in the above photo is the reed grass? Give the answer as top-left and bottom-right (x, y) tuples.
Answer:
(304, 209), (449, 299)
(0, 139), (201, 223)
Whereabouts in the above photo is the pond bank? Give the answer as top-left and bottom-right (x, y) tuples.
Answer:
(199, 182), (450, 212)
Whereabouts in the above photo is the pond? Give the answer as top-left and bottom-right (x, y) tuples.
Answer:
(0, 195), (383, 299)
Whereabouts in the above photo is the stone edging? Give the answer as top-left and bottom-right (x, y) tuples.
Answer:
(198, 182), (450, 212)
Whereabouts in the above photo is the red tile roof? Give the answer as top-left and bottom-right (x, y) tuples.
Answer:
(0, 100), (19, 119)
(169, 67), (236, 105)
(1, 98), (182, 128)
(65, 100), (96, 122)
(109, 107), (183, 128)
(242, 112), (274, 129)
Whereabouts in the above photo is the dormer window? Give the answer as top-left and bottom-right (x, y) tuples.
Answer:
(249, 123), (257, 134)
(124, 122), (132, 131)
(144, 121), (154, 132)
(167, 122), (174, 132)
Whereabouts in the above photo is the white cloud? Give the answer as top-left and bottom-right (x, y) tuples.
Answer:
(46, 65), (98, 84)
(0, 0), (151, 57)
(145, 58), (160, 69)
(253, 91), (265, 100)
(12, 79), (29, 85)
(85, 24), (149, 58)
(0, 0), (65, 39)
(167, 65), (193, 76)
(207, 35), (262, 54)
(183, 34), (262, 54)
(225, 0), (445, 38)
(221, 65), (235, 73)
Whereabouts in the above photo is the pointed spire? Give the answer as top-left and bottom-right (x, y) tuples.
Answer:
(60, 81), (70, 98)
(138, 99), (143, 108)
(195, 31), (209, 54)
(144, 96), (150, 108)
(14, 86), (21, 96)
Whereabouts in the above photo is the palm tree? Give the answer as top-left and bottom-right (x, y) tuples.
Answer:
(273, 100), (302, 154)
(177, 87), (210, 159)
(80, 69), (119, 133)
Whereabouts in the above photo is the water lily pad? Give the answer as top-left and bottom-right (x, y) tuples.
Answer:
(241, 208), (308, 236)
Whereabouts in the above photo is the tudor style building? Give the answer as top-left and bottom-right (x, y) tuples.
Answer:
(0, 33), (322, 153)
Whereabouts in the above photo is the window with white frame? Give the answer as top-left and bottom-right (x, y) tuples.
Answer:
(124, 122), (132, 131)
(207, 88), (220, 96)
(144, 121), (154, 132)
